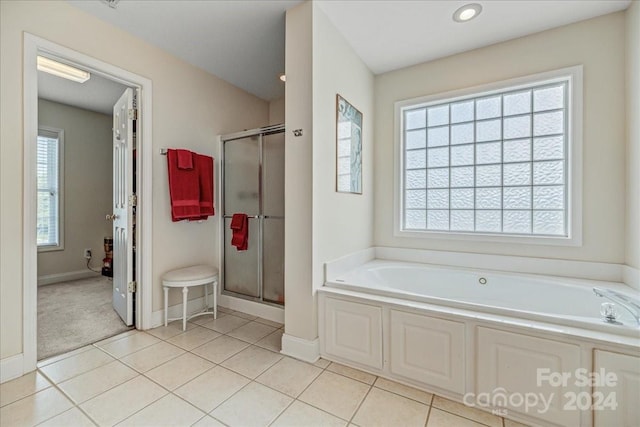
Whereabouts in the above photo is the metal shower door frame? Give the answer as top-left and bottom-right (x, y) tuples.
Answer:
(219, 124), (285, 306)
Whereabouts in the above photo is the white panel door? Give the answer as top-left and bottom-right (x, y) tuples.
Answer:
(594, 350), (640, 427)
(476, 327), (582, 426)
(389, 310), (465, 394)
(323, 297), (383, 369)
(111, 88), (135, 326)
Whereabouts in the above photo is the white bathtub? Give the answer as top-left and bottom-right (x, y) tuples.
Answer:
(326, 259), (640, 337)
(319, 256), (640, 426)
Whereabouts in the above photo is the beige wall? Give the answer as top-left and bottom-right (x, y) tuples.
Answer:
(283, 2), (375, 342)
(626, 2), (640, 269)
(0, 1), (268, 361)
(284, 1), (315, 340)
(269, 97), (285, 125)
(312, 4), (375, 289)
(37, 100), (113, 279)
(374, 12), (626, 263)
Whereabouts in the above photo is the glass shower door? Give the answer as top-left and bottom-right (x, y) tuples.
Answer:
(223, 136), (260, 298)
(262, 132), (285, 304)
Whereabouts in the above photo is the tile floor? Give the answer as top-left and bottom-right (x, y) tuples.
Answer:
(1, 307), (529, 427)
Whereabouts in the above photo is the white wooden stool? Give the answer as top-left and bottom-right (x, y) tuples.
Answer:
(162, 265), (218, 331)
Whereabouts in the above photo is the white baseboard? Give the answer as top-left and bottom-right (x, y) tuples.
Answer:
(623, 265), (640, 291)
(1, 353), (24, 384)
(218, 294), (284, 323)
(38, 270), (100, 286)
(281, 333), (319, 363)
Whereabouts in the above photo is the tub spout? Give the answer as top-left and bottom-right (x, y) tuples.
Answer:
(593, 287), (640, 327)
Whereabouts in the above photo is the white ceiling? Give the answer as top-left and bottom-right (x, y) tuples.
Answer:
(62, 0), (630, 105)
(317, 0), (631, 74)
(38, 69), (128, 115)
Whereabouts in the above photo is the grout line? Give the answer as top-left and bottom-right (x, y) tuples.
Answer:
(347, 382), (374, 425)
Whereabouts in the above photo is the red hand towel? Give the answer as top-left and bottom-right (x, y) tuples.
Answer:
(195, 154), (214, 218)
(176, 149), (194, 170)
(230, 213), (248, 251)
(167, 149), (201, 221)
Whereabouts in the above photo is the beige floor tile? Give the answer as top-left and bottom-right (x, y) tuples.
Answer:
(189, 314), (220, 326)
(314, 358), (331, 369)
(120, 341), (185, 372)
(221, 345), (283, 379)
(256, 357), (322, 397)
(37, 407), (95, 427)
(353, 387), (429, 427)
(374, 377), (433, 404)
(191, 415), (226, 427)
(504, 419), (530, 427)
(210, 382), (292, 426)
(97, 332), (161, 359)
(146, 321), (196, 340)
(145, 353), (214, 391)
(216, 306), (234, 314)
(198, 314), (250, 334)
(254, 329), (283, 352)
(174, 366), (249, 413)
(39, 347), (114, 383)
(116, 393), (205, 426)
(79, 376), (167, 426)
(272, 400), (347, 427)
(227, 321), (277, 343)
(191, 335), (249, 364)
(0, 387), (72, 426)
(166, 326), (221, 351)
(92, 330), (139, 347)
(427, 408), (487, 427)
(432, 396), (502, 427)
(230, 310), (258, 320)
(0, 371), (51, 407)
(37, 345), (94, 368)
(254, 317), (284, 328)
(327, 362), (377, 385)
(299, 370), (371, 421)
(57, 360), (138, 404)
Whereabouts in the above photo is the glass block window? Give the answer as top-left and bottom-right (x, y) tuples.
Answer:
(401, 79), (569, 237)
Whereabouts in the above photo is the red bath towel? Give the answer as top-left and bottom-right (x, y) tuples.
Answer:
(230, 213), (248, 250)
(195, 154), (214, 219)
(167, 149), (201, 221)
(176, 149), (194, 170)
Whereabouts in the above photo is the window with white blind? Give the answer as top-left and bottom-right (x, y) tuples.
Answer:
(37, 128), (64, 250)
(396, 66), (582, 245)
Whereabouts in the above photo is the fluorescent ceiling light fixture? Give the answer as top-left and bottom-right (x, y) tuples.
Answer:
(37, 56), (91, 83)
(453, 3), (482, 22)
(279, 74), (286, 82)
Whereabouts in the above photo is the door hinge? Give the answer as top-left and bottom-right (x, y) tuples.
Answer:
(128, 108), (138, 120)
(128, 281), (137, 292)
(128, 194), (137, 207)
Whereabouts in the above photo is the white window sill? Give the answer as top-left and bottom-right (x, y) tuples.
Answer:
(394, 228), (582, 247)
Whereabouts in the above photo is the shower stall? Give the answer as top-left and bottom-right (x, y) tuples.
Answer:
(221, 124), (285, 306)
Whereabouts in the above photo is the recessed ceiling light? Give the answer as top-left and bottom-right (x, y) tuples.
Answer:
(37, 56), (91, 83)
(279, 74), (286, 82)
(453, 3), (482, 23)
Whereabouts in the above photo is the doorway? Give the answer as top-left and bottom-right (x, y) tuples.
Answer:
(22, 34), (153, 372)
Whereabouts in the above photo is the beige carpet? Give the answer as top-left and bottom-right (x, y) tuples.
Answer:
(38, 275), (132, 360)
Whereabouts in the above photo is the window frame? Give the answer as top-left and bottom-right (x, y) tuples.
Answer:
(394, 65), (583, 246)
(37, 126), (65, 252)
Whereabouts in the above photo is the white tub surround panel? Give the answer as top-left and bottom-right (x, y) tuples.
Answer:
(318, 288), (640, 427)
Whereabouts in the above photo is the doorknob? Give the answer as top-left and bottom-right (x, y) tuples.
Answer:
(106, 214), (119, 221)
